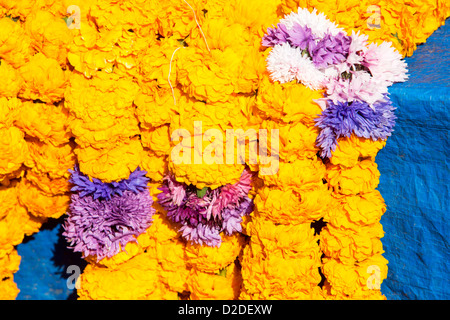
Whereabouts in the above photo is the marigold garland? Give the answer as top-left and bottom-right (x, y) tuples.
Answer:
(0, 0), (447, 300)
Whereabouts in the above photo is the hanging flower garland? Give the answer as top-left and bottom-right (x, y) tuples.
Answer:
(262, 8), (408, 158)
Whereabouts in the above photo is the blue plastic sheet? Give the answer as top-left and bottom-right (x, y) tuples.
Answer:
(378, 20), (450, 300)
(15, 218), (86, 300)
(14, 20), (449, 301)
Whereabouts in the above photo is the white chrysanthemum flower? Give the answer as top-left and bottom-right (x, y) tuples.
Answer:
(280, 7), (344, 38)
(266, 43), (327, 90)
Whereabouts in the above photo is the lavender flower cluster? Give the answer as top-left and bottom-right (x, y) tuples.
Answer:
(63, 167), (155, 261)
(157, 169), (254, 247)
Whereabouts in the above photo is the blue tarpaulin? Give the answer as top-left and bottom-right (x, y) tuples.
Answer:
(377, 20), (449, 299)
(14, 21), (449, 300)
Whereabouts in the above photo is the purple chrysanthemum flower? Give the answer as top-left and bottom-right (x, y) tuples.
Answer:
(315, 96), (396, 158)
(69, 166), (150, 200)
(63, 189), (155, 261)
(308, 32), (352, 68)
(262, 23), (290, 47)
(287, 23), (316, 50)
(157, 169), (254, 247)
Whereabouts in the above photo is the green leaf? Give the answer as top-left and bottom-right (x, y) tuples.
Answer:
(196, 187), (208, 198)
(216, 268), (227, 278)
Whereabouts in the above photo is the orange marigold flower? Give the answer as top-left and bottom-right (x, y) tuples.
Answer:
(24, 138), (76, 180)
(64, 72), (140, 148)
(0, 61), (24, 98)
(74, 137), (143, 183)
(24, 10), (73, 66)
(19, 53), (68, 103)
(0, 126), (29, 181)
(320, 221), (385, 264)
(0, 16), (32, 68)
(15, 101), (72, 147)
(17, 178), (70, 220)
(326, 159), (381, 195)
(185, 234), (244, 273)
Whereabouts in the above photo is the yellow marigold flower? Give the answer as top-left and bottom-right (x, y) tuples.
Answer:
(156, 0), (203, 40)
(15, 101), (72, 147)
(253, 183), (330, 225)
(320, 222), (385, 264)
(24, 10), (73, 66)
(0, 0), (37, 20)
(24, 138), (75, 179)
(158, 265), (190, 294)
(0, 276), (19, 300)
(326, 159), (380, 195)
(154, 238), (190, 292)
(0, 183), (19, 221)
(260, 156), (326, 191)
(144, 214), (190, 292)
(0, 61), (24, 97)
(25, 170), (71, 196)
(134, 86), (180, 128)
(187, 15), (252, 52)
(0, 248), (20, 279)
(140, 125), (171, 157)
(0, 97), (21, 130)
(240, 241), (322, 299)
(322, 254), (388, 299)
(255, 76), (324, 125)
(156, 238), (187, 271)
(148, 212), (180, 243)
(0, 126), (29, 181)
(74, 137), (143, 183)
(137, 37), (182, 92)
(177, 46), (256, 103)
(186, 18), (266, 94)
(78, 251), (177, 300)
(0, 182), (44, 250)
(330, 135), (386, 168)
(65, 72), (140, 148)
(223, 0), (282, 38)
(67, 11), (123, 78)
(18, 178), (70, 220)
(140, 149), (168, 183)
(245, 219), (320, 260)
(187, 263), (242, 300)
(169, 160), (244, 190)
(67, 47), (115, 79)
(185, 234), (244, 273)
(172, 93), (259, 135)
(0, 16), (32, 68)
(327, 191), (386, 228)
(19, 53), (68, 103)
(261, 119), (319, 162)
(87, 239), (143, 269)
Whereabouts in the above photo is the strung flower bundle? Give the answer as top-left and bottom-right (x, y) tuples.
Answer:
(63, 167), (155, 261)
(0, 0), (447, 300)
(238, 6), (410, 300)
(157, 168), (254, 247)
(263, 8), (408, 158)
